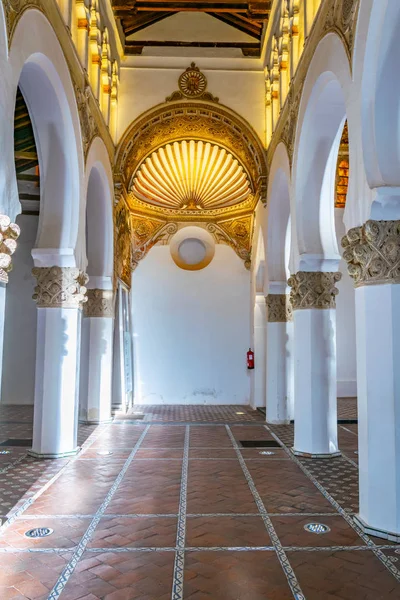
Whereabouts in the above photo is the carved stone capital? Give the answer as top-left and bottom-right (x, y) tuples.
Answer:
(0, 214), (20, 284)
(32, 267), (89, 308)
(84, 289), (114, 318)
(266, 294), (293, 322)
(288, 271), (342, 310)
(342, 220), (400, 287)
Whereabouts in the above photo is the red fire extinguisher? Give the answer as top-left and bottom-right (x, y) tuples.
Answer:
(247, 348), (254, 370)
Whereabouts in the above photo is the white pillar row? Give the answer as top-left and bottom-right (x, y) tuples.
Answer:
(265, 284), (294, 424)
(252, 293), (266, 408)
(342, 219), (400, 541)
(30, 267), (88, 458)
(80, 288), (114, 424)
(289, 271), (342, 458)
(0, 215), (20, 395)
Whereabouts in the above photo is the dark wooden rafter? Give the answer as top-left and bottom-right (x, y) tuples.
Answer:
(113, 0), (270, 55)
(14, 88), (39, 175)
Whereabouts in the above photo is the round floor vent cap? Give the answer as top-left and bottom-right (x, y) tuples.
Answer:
(304, 523), (330, 535)
(25, 527), (54, 538)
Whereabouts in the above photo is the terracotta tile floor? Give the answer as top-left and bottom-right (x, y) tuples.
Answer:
(0, 402), (399, 599)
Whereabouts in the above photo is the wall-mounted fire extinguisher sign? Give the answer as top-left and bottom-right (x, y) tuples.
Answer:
(247, 348), (254, 370)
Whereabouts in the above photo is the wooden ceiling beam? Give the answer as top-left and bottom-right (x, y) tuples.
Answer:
(125, 39), (260, 56)
(123, 11), (171, 35)
(207, 12), (261, 37)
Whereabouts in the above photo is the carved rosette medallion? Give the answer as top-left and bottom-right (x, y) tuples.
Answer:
(266, 294), (293, 322)
(179, 63), (207, 98)
(288, 271), (342, 310)
(32, 267), (89, 308)
(0, 215), (20, 284)
(342, 220), (400, 287)
(84, 289), (114, 318)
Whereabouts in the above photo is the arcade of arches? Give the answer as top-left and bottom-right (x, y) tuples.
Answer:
(0, 0), (400, 598)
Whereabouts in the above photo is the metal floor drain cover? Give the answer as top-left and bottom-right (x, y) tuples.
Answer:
(304, 523), (330, 535)
(25, 527), (54, 538)
(97, 451), (113, 456)
(0, 450), (11, 454)
(240, 440), (281, 448)
(0, 439), (32, 447)
(259, 451), (275, 456)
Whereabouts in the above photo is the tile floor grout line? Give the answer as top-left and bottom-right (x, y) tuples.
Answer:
(171, 425), (190, 600)
(340, 425), (358, 437)
(264, 424), (400, 583)
(340, 451), (358, 469)
(0, 423), (108, 535)
(46, 424), (151, 600)
(13, 511), (350, 520)
(225, 425), (305, 600)
(2, 543), (400, 555)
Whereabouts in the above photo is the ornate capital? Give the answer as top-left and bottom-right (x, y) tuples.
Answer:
(0, 215), (20, 284)
(32, 267), (88, 309)
(266, 294), (293, 322)
(288, 271), (342, 310)
(342, 220), (400, 287)
(84, 289), (114, 318)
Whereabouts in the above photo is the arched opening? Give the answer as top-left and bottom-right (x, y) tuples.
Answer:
(2, 87), (40, 409)
(265, 146), (294, 424)
(291, 34), (356, 456)
(79, 156), (114, 424)
(251, 229), (266, 409)
(1, 9), (84, 457)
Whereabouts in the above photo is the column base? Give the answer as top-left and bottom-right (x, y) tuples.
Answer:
(266, 419), (291, 425)
(28, 448), (79, 459)
(354, 514), (400, 543)
(291, 448), (341, 459)
(79, 418), (113, 425)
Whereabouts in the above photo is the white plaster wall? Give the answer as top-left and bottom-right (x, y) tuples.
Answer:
(2, 214), (38, 405)
(117, 67), (265, 142)
(131, 244), (251, 405)
(335, 209), (357, 397)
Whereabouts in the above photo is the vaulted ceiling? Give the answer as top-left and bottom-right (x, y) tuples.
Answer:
(112, 1), (271, 57)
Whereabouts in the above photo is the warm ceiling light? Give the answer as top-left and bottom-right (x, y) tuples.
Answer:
(131, 140), (251, 210)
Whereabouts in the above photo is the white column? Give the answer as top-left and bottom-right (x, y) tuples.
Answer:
(80, 288), (114, 424)
(252, 293), (266, 408)
(265, 287), (294, 424)
(343, 219), (400, 541)
(289, 271), (342, 457)
(30, 267), (88, 458)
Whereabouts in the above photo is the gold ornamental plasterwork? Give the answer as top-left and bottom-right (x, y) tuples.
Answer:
(131, 215), (178, 271)
(207, 214), (254, 270)
(266, 294), (293, 323)
(115, 102), (268, 204)
(288, 271), (342, 310)
(0, 215), (20, 284)
(166, 63), (219, 103)
(267, 0), (360, 168)
(114, 195), (132, 288)
(32, 267), (88, 308)
(342, 220), (400, 287)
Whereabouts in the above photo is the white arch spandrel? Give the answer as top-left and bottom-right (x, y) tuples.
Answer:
(292, 33), (353, 269)
(8, 9), (84, 268)
(82, 137), (114, 287)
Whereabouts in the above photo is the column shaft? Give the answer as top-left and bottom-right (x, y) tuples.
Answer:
(265, 293), (294, 423)
(289, 271), (341, 457)
(30, 266), (88, 458)
(343, 219), (400, 539)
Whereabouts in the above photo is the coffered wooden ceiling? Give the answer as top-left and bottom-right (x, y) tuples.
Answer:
(112, 1), (271, 57)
